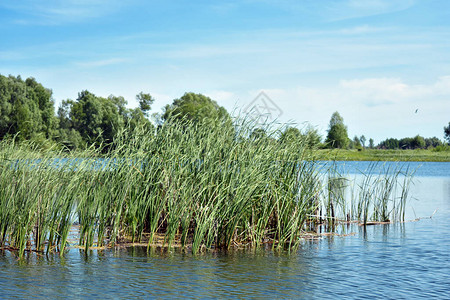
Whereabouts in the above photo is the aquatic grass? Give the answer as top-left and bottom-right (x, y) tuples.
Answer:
(0, 140), (80, 257)
(316, 161), (416, 226)
(0, 117), (416, 257)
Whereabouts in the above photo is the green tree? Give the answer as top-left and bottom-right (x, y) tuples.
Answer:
(57, 91), (156, 149)
(70, 90), (104, 144)
(136, 92), (155, 117)
(369, 138), (374, 149)
(398, 136), (426, 149)
(304, 124), (321, 149)
(162, 92), (230, 125)
(445, 122), (450, 144)
(0, 74), (56, 142)
(25, 77), (58, 139)
(66, 90), (125, 148)
(360, 135), (366, 148)
(411, 135), (426, 149)
(425, 137), (442, 148)
(399, 137), (413, 149)
(279, 125), (321, 149)
(101, 96), (125, 144)
(325, 111), (349, 149)
(127, 108), (154, 134)
(379, 138), (399, 149)
(352, 135), (362, 150)
(109, 95), (128, 119)
(56, 99), (85, 149)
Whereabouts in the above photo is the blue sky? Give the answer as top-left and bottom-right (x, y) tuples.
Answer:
(1, 0), (449, 143)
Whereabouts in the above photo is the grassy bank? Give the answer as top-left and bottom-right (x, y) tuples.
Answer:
(0, 119), (415, 258)
(315, 148), (450, 162)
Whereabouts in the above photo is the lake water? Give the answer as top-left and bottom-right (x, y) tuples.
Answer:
(1, 161), (449, 299)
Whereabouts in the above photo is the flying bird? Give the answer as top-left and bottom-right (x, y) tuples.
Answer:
(415, 109), (418, 114)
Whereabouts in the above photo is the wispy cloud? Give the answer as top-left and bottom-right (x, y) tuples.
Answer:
(243, 0), (416, 22)
(325, 0), (417, 22)
(74, 58), (129, 68)
(162, 44), (271, 59)
(338, 25), (388, 35)
(2, 0), (126, 25)
(0, 51), (26, 61)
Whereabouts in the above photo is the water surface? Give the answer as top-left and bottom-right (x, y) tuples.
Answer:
(1, 161), (449, 299)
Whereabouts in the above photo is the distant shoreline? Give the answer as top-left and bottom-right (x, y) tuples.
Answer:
(315, 149), (450, 162)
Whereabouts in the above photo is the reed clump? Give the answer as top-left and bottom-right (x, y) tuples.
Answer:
(0, 118), (414, 258)
(315, 161), (415, 227)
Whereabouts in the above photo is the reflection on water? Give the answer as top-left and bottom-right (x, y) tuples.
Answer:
(0, 247), (318, 298)
(1, 163), (450, 299)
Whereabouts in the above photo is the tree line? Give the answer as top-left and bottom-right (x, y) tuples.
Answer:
(0, 75), (157, 150)
(324, 111), (449, 150)
(1, 74), (449, 150)
(0, 74), (233, 150)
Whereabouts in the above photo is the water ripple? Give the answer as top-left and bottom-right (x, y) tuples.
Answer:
(1, 173), (449, 299)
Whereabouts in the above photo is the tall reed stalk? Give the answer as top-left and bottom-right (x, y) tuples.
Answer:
(317, 161), (415, 226)
(0, 118), (415, 257)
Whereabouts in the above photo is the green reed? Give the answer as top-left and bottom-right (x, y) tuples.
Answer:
(0, 139), (78, 257)
(317, 161), (415, 226)
(0, 118), (415, 258)
(69, 117), (322, 253)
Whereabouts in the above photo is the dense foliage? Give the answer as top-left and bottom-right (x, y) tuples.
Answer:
(445, 122), (450, 144)
(280, 125), (321, 149)
(0, 74), (155, 150)
(0, 75), (57, 142)
(57, 91), (153, 150)
(325, 111), (349, 148)
(162, 92), (230, 124)
(378, 135), (442, 150)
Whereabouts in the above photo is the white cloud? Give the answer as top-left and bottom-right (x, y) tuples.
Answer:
(205, 90), (236, 103)
(225, 76), (450, 143)
(340, 78), (409, 104)
(339, 76), (450, 105)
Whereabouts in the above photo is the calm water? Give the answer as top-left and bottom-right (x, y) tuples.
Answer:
(1, 161), (449, 299)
